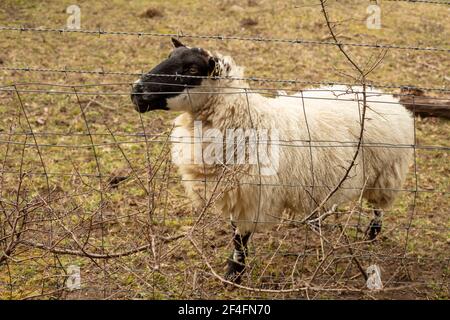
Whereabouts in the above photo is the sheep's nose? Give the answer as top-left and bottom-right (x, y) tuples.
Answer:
(132, 79), (142, 92)
(131, 80), (143, 107)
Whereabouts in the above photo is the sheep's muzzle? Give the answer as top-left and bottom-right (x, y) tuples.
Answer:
(130, 80), (169, 113)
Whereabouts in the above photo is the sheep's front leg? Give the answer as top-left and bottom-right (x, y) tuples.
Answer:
(366, 209), (383, 240)
(224, 224), (251, 284)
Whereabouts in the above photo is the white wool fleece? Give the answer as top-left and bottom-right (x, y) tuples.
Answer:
(170, 54), (414, 234)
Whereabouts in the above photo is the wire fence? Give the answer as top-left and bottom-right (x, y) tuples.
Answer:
(0, 0), (449, 300)
(1, 25), (449, 51)
(2, 66), (449, 92)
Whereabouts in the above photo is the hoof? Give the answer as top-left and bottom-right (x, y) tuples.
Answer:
(224, 257), (245, 284)
(367, 218), (382, 240)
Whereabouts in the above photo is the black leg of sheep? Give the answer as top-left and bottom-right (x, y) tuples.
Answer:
(225, 224), (251, 284)
(366, 209), (383, 240)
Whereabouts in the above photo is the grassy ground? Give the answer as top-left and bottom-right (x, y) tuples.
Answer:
(0, 0), (448, 299)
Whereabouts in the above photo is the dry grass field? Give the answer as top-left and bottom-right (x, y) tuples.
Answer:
(0, 0), (448, 299)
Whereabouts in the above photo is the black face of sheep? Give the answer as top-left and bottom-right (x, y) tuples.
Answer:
(131, 38), (217, 113)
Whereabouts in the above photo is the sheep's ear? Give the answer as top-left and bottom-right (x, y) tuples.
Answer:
(171, 37), (185, 48)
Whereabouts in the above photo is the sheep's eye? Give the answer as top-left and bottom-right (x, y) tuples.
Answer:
(187, 66), (199, 74)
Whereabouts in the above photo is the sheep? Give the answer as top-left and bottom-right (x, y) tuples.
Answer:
(131, 38), (414, 283)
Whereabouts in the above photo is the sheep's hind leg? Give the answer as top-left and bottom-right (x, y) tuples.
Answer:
(365, 209), (383, 240)
(225, 225), (251, 284)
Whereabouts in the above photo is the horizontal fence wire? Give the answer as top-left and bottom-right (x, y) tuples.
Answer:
(1, 66), (450, 92)
(0, 169), (448, 195)
(0, 132), (449, 150)
(1, 87), (448, 109)
(1, 25), (449, 52)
